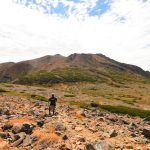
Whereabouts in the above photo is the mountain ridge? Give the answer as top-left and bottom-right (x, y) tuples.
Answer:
(0, 53), (149, 83)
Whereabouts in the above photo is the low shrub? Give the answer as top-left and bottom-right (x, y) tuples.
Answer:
(69, 100), (90, 109)
(64, 94), (75, 97)
(101, 105), (150, 118)
(0, 88), (8, 92)
(90, 102), (100, 107)
(30, 94), (47, 102)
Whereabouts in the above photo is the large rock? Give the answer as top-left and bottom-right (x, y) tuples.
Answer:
(86, 141), (115, 150)
(12, 123), (34, 134)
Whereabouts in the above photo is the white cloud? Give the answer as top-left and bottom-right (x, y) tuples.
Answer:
(0, 0), (150, 71)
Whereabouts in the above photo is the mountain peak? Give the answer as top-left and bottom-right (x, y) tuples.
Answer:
(0, 53), (149, 82)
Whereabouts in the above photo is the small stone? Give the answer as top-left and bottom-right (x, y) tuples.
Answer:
(55, 123), (66, 132)
(78, 137), (86, 142)
(63, 135), (68, 140)
(37, 120), (44, 127)
(109, 129), (118, 138)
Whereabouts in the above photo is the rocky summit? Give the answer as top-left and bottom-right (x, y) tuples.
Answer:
(0, 94), (150, 150)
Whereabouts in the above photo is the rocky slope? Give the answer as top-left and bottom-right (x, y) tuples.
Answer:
(0, 53), (150, 82)
(0, 94), (150, 150)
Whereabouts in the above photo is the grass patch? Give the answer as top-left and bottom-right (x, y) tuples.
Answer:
(4, 90), (48, 102)
(101, 105), (150, 118)
(68, 100), (91, 109)
(68, 100), (150, 118)
(64, 94), (75, 97)
(30, 94), (48, 102)
(0, 88), (8, 92)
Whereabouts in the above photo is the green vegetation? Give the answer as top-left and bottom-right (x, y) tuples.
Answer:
(64, 94), (75, 97)
(30, 94), (48, 101)
(68, 100), (91, 109)
(2, 89), (48, 102)
(0, 88), (8, 92)
(101, 105), (150, 118)
(68, 100), (150, 118)
(18, 68), (100, 85)
(0, 83), (14, 87)
(107, 69), (146, 84)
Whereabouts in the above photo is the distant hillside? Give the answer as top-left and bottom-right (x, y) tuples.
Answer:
(0, 53), (150, 84)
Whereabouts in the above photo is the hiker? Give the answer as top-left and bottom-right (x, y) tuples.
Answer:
(48, 94), (57, 115)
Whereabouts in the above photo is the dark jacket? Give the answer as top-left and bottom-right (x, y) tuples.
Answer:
(49, 96), (57, 106)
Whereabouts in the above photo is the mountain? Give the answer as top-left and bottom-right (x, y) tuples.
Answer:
(0, 53), (149, 84)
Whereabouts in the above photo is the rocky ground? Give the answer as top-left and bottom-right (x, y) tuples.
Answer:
(0, 94), (150, 150)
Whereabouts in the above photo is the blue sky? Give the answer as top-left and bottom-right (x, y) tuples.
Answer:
(15, 0), (111, 17)
(0, 0), (150, 70)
